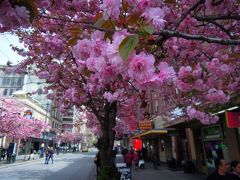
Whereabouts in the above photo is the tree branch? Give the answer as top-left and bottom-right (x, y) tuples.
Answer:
(206, 20), (233, 38)
(154, 30), (240, 45)
(195, 14), (240, 21)
(174, 0), (206, 30)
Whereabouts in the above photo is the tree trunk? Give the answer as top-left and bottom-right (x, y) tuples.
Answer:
(98, 101), (117, 168)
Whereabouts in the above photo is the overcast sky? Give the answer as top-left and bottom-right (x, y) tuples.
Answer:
(0, 33), (24, 65)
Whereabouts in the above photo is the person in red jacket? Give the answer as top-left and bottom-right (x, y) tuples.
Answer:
(125, 150), (134, 169)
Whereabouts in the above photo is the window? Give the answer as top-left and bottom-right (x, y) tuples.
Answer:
(62, 118), (73, 122)
(17, 77), (24, 86)
(9, 89), (14, 96)
(3, 89), (8, 96)
(37, 88), (43, 95)
(2, 78), (10, 85)
(10, 78), (16, 86)
(155, 101), (159, 113)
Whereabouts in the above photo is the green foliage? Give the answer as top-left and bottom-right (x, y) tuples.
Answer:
(97, 166), (120, 180)
(142, 25), (155, 35)
(119, 35), (139, 61)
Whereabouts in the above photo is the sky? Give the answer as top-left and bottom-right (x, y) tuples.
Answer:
(0, 33), (24, 65)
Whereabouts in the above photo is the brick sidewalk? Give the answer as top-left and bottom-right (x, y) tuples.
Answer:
(116, 155), (206, 180)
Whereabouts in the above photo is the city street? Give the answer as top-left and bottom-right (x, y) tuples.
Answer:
(0, 152), (96, 180)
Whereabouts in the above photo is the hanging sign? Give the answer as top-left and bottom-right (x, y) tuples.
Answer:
(138, 120), (152, 130)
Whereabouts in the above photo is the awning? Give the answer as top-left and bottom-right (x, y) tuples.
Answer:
(130, 129), (169, 139)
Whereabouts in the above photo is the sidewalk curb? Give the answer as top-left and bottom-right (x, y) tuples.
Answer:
(0, 157), (44, 169)
(0, 152), (83, 169)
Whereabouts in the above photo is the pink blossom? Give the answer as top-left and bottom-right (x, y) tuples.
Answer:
(128, 52), (155, 82)
(72, 39), (92, 60)
(157, 62), (176, 83)
(206, 88), (229, 104)
(86, 57), (106, 72)
(175, 79), (193, 92)
(178, 66), (192, 79)
(100, 0), (120, 20)
(142, 7), (166, 31)
(38, 71), (49, 79)
(103, 90), (123, 103)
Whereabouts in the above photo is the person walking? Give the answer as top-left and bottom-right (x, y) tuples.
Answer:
(0, 146), (2, 161)
(229, 160), (240, 180)
(133, 150), (139, 171)
(94, 151), (101, 175)
(125, 150), (134, 169)
(48, 147), (54, 164)
(206, 158), (230, 180)
(152, 150), (158, 170)
(1, 147), (6, 161)
(44, 148), (49, 164)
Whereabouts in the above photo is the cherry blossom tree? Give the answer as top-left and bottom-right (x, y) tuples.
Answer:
(1, 0), (240, 172)
(0, 97), (48, 140)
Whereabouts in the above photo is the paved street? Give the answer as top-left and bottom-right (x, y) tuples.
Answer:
(0, 152), (96, 180)
(131, 163), (206, 180)
(0, 151), (207, 180)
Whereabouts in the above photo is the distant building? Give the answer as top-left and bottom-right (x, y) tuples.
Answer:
(0, 65), (63, 150)
(0, 65), (24, 96)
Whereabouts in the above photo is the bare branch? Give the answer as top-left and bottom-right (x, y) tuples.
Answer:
(207, 20), (233, 38)
(154, 30), (240, 45)
(195, 14), (240, 21)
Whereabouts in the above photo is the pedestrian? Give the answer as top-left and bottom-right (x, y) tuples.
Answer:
(48, 147), (54, 164)
(229, 160), (240, 180)
(125, 150), (134, 169)
(121, 147), (128, 162)
(206, 158), (230, 180)
(151, 150), (158, 170)
(0, 146), (2, 161)
(1, 147), (6, 161)
(44, 148), (49, 164)
(133, 150), (139, 171)
(94, 151), (101, 175)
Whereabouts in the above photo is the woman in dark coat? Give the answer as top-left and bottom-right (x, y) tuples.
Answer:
(229, 160), (240, 180)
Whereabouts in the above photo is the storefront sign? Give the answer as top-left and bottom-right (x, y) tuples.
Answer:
(202, 125), (223, 140)
(138, 120), (152, 130)
(226, 111), (240, 128)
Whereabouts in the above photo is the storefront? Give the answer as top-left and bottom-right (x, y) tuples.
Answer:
(202, 124), (228, 173)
